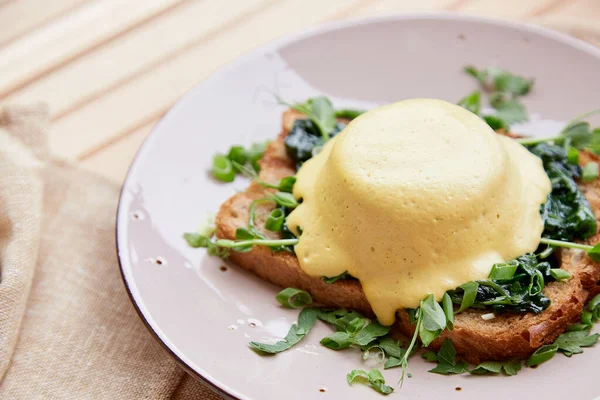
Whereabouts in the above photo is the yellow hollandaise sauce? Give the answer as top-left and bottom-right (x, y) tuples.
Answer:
(286, 98), (552, 326)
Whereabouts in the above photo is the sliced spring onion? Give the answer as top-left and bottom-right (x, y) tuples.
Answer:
(275, 288), (313, 309)
(212, 155), (235, 182)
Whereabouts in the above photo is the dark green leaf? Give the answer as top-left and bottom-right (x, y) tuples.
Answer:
(457, 91), (481, 115)
(335, 109), (365, 120)
(183, 233), (211, 248)
(346, 317), (366, 335)
(437, 338), (456, 366)
(419, 324), (441, 347)
(421, 351), (438, 362)
(483, 115), (507, 130)
(346, 369), (368, 384)
(384, 356), (402, 370)
(378, 337), (405, 359)
(567, 323), (590, 332)
(322, 271), (352, 284)
(493, 72), (534, 96)
(308, 96), (337, 136)
(457, 282), (479, 312)
(275, 288), (313, 309)
(316, 309), (348, 325)
(420, 294), (446, 331)
(464, 65), (486, 83)
(368, 370), (394, 395)
(588, 294), (600, 312)
(587, 243), (600, 262)
(470, 360), (522, 376)
(526, 343), (558, 366)
(555, 330), (600, 356)
(347, 369), (393, 395)
(442, 293), (454, 331)
(320, 331), (353, 350)
(562, 122), (593, 148)
(235, 228), (257, 240)
(429, 361), (469, 375)
(494, 99), (528, 124)
(250, 308), (317, 354)
(354, 322), (392, 346)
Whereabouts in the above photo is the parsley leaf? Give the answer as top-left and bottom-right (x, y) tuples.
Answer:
(249, 308), (318, 354)
(494, 98), (528, 124)
(353, 322), (391, 346)
(470, 360), (522, 376)
(555, 329), (600, 356)
(428, 339), (469, 375)
(464, 66), (534, 96)
(457, 91), (481, 114)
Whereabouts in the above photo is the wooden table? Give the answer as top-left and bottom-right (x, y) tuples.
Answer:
(0, 0), (599, 183)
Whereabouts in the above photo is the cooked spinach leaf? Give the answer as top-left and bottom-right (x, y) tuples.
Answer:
(322, 271), (354, 284)
(284, 119), (345, 168)
(447, 254), (557, 314)
(528, 142), (597, 240)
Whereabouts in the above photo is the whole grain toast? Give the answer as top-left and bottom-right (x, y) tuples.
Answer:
(215, 110), (600, 364)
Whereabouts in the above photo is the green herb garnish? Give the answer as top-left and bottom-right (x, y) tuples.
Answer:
(427, 339), (469, 375)
(346, 369), (393, 395)
(212, 155), (236, 182)
(470, 360), (522, 376)
(275, 288), (313, 309)
(249, 307), (318, 354)
(322, 271), (353, 284)
(335, 109), (366, 120)
(212, 141), (269, 182)
(265, 208), (285, 231)
(269, 192), (298, 208)
(464, 66), (534, 96)
(457, 91), (481, 115)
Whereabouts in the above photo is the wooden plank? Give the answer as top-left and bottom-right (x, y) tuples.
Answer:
(47, 0), (368, 160)
(0, 0), (186, 99)
(457, 0), (564, 19)
(346, 0), (459, 16)
(3, 0), (273, 119)
(80, 122), (154, 183)
(0, 0), (89, 47)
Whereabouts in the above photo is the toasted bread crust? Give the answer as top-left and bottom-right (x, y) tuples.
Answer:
(215, 110), (600, 364)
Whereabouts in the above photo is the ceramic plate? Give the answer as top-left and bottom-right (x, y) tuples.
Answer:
(117, 14), (600, 400)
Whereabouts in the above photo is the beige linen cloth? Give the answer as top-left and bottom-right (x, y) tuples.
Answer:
(0, 106), (220, 399)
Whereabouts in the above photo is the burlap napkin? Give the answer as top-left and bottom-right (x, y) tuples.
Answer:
(0, 106), (221, 399)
